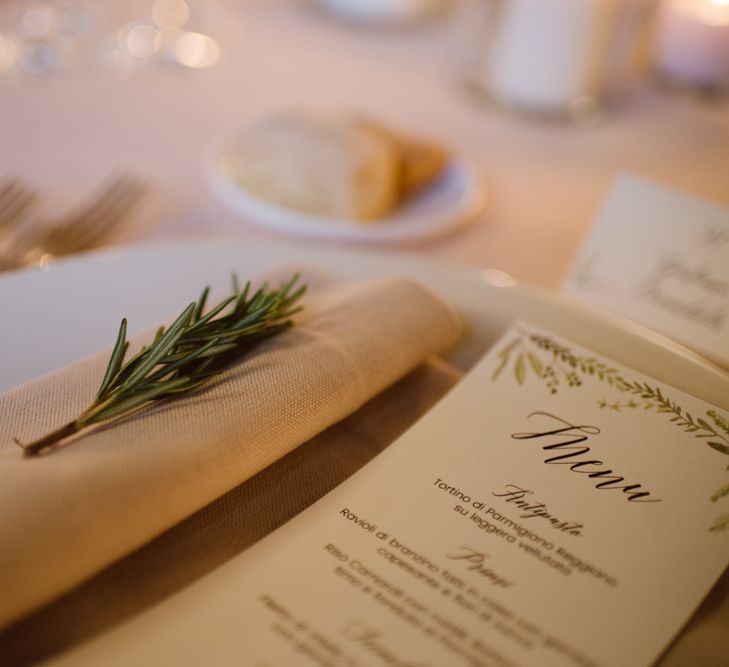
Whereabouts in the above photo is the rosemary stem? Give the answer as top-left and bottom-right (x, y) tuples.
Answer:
(15, 274), (305, 458)
(21, 422), (80, 458)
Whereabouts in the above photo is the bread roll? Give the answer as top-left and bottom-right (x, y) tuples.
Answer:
(225, 114), (401, 221)
(399, 136), (448, 197)
(224, 113), (448, 221)
(353, 117), (447, 199)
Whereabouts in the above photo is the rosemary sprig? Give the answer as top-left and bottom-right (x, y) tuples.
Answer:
(17, 274), (306, 457)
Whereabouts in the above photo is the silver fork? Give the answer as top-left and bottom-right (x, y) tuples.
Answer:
(0, 178), (37, 232)
(1, 173), (147, 271)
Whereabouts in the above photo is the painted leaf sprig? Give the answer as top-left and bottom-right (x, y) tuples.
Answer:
(491, 327), (729, 532)
(17, 274), (306, 457)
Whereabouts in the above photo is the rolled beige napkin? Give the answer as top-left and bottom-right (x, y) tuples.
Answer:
(0, 359), (462, 665)
(0, 276), (461, 629)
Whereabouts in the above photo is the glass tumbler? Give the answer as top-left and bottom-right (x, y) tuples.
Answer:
(471, 0), (657, 122)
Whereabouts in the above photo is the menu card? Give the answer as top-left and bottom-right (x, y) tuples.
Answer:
(564, 174), (729, 368)
(53, 323), (729, 667)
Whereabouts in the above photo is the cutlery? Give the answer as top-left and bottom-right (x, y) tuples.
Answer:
(0, 178), (36, 232)
(0, 173), (147, 271)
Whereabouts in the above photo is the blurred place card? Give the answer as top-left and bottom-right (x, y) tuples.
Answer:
(564, 175), (729, 368)
(52, 323), (729, 667)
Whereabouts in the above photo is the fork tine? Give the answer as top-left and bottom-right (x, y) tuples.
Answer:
(58, 174), (132, 225)
(0, 173), (148, 270)
(60, 180), (147, 251)
(41, 175), (147, 253)
(0, 179), (24, 203)
(50, 175), (131, 235)
(0, 179), (36, 230)
(0, 180), (17, 204)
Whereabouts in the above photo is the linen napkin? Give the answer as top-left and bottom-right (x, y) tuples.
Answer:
(0, 275), (461, 629)
(0, 359), (461, 664)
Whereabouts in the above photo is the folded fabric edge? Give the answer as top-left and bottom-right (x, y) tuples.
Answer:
(0, 273), (463, 631)
(0, 359), (462, 665)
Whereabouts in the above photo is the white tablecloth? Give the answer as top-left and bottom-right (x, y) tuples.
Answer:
(1, 0), (728, 288)
(0, 2), (728, 664)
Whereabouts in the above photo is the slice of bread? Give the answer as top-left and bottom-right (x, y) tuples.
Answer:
(399, 135), (448, 198)
(354, 117), (447, 200)
(225, 114), (401, 221)
(225, 113), (448, 221)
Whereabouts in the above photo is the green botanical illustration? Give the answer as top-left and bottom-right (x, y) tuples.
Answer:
(710, 513), (729, 533)
(492, 329), (729, 533)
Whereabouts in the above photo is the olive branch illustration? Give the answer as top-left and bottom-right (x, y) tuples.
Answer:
(492, 330), (729, 533)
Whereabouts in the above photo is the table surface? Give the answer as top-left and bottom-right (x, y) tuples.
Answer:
(1, 3), (729, 663)
(1, 0), (728, 290)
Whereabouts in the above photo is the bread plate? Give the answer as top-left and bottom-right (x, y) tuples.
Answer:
(204, 136), (487, 244)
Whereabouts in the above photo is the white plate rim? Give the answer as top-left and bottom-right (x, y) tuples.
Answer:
(1, 238), (728, 411)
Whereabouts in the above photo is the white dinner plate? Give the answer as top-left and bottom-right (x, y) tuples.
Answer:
(205, 139), (487, 243)
(1, 238), (728, 410)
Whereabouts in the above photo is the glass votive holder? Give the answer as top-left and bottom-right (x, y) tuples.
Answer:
(470, 0), (658, 124)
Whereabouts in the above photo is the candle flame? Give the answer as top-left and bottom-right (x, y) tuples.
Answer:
(696, 0), (729, 26)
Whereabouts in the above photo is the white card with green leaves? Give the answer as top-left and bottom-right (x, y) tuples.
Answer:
(564, 174), (729, 369)
(51, 322), (729, 667)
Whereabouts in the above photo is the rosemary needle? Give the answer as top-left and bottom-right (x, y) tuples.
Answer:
(17, 273), (306, 457)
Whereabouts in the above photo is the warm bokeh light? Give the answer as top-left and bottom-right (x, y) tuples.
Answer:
(690, 0), (729, 26)
(172, 31), (219, 69)
(481, 268), (517, 288)
(20, 5), (59, 40)
(123, 23), (161, 59)
(152, 0), (190, 30)
(0, 35), (20, 71)
(38, 253), (54, 270)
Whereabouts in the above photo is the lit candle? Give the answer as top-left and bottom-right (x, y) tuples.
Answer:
(655, 0), (729, 89)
